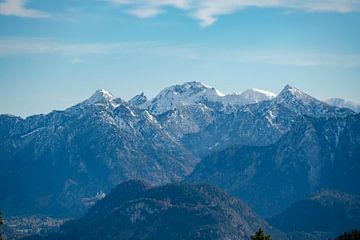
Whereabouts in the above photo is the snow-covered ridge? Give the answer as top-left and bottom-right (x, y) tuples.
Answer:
(84, 83), (278, 116)
(82, 82), (358, 120)
(130, 81), (277, 115)
(84, 83), (356, 120)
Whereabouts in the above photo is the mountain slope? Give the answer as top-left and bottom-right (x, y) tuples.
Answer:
(180, 84), (353, 156)
(27, 180), (286, 240)
(0, 90), (198, 217)
(129, 82), (281, 156)
(187, 113), (360, 216)
(267, 190), (360, 234)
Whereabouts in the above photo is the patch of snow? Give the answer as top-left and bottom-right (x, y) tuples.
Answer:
(81, 191), (106, 206)
(144, 110), (157, 123)
(214, 88), (225, 97)
(251, 88), (276, 98)
(125, 106), (136, 117)
(208, 142), (220, 150)
(21, 127), (44, 138)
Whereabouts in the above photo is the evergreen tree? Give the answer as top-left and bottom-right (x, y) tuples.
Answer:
(0, 210), (3, 240)
(333, 229), (360, 240)
(250, 228), (271, 240)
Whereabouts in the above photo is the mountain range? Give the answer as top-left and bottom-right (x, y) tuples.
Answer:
(131, 82), (353, 157)
(0, 81), (358, 222)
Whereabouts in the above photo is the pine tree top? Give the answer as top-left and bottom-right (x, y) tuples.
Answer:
(250, 228), (271, 240)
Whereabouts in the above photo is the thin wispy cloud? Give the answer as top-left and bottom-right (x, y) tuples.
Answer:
(234, 51), (360, 68)
(111, 0), (189, 9)
(0, 0), (49, 18)
(2, 0), (359, 24)
(1, 38), (359, 68)
(110, 0), (360, 26)
(0, 38), (200, 60)
(128, 6), (164, 18)
(111, 0), (189, 19)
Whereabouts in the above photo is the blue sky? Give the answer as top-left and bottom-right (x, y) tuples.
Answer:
(0, 0), (360, 117)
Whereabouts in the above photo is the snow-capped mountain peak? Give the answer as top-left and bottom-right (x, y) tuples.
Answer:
(146, 81), (225, 114)
(279, 84), (301, 95)
(275, 85), (311, 102)
(268, 84), (353, 119)
(165, 81), (225, 97)
(88, 89), (116, 103)
(240, 88), (276, 102)
(85, 89), (122, 108)
(129, 92), (148, 107)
